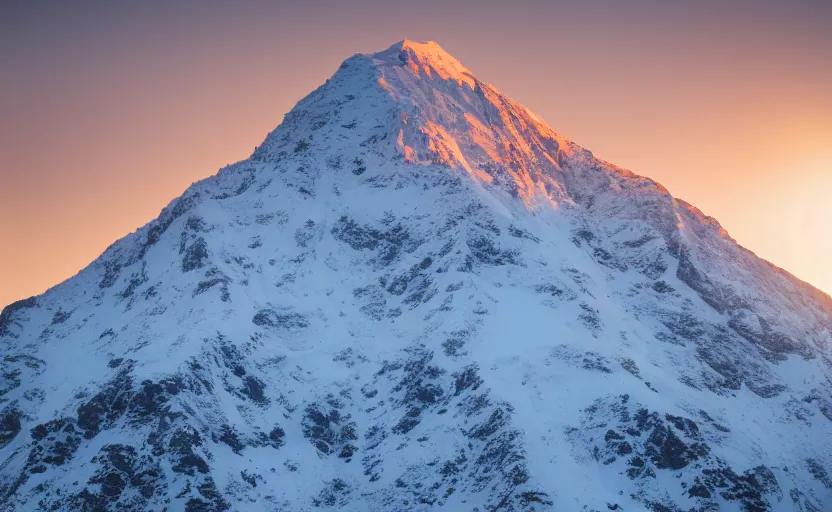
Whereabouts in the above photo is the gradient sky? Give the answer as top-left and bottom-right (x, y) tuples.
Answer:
(1, 0), (830, 307)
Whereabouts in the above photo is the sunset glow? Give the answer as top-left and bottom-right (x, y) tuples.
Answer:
(1, 0), (830, 306)
(2, 5), (832, 508)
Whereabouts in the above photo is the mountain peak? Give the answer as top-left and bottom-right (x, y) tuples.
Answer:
(398, 39), (444, 52)
(370, 39), (476, 87)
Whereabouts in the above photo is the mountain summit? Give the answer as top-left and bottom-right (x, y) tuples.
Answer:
(1, 41), (830, 511)
(378, 40), (475, 86)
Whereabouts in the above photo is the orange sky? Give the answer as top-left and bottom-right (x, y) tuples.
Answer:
(1, 1), (830, 307)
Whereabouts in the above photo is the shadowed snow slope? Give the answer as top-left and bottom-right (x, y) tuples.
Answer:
(1, 40), (831, 511)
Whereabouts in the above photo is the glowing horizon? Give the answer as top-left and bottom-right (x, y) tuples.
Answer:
(1, 1), (830, 307)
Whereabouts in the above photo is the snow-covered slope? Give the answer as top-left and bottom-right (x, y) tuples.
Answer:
(2, 40), (831, 512)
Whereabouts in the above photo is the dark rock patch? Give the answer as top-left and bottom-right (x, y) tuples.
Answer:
(312, 478), (350, 508)
(182, 237), (209, 272)
(139, 191), (202, 260)
(569, 395), (784, 511)
(294, 219), (317, 247)
(652, 280), (675, 293)
(252, 309), (309, 330)
(51, 309), (72, 325)
(77, 368), (134, 438)
(466, 233), (518, 266)
(0, 406), (22, 448)
(578, 302), (602, 334)
(170, 426), (209, 475)
(534, 283), (577, 300)
(184, 477), (230, 511)
(0, 296), (38, 338)
(302, 399), (358, 457)
(442, 330), (470, 357)
(121, 262), (149, 300)
(571, 228), (595, 246)
(330, 215), (416, 266)
(193, 268), (231, 301)
(452, 367), (483, 398)
(508, 225), (540, 243)
(806, 458), (832, 489)
(65, 444), (164, 509)
(268, 426), (286, 449)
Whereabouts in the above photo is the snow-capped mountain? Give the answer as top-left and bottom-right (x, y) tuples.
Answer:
(2, 40), (831, 511)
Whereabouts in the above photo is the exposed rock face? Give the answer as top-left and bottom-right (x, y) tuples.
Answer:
(1, 40), (830, 511)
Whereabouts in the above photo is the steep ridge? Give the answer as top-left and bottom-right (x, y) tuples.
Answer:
(1, 40), (830, 511)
